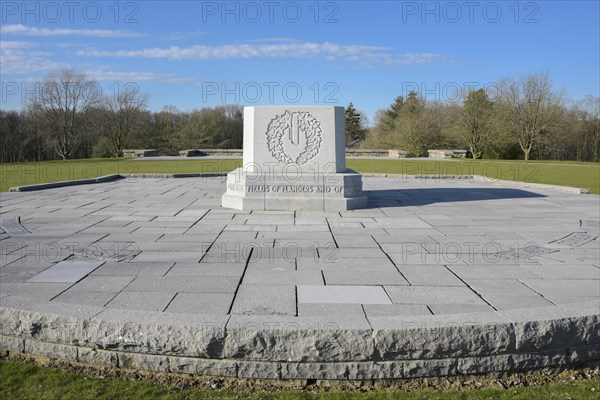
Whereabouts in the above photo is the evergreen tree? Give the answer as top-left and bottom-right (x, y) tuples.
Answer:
(344, 102), (367, 144)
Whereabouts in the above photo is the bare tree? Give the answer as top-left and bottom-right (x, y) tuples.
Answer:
(576, 95), (600, 161)
(29, 69), (101, 159)
(101, 84), (149, 157)
(177, 108), (231, 149)
(364, 92), (443, 153)
(496, 71), (563, 160)
(392, 92), (441, 156)
(459, 89), (494, 159)
(0, 110), (22, 162)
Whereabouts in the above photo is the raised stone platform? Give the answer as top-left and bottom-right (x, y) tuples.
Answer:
(1, 176), (598, 380)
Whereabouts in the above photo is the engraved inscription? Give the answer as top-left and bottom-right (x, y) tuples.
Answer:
(266, 110), (322, 165)
(228, 183), (344, 194)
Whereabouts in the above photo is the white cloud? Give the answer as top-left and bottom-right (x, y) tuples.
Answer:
(1, 24), (143, 38)
(357, 52), (449, 67)
(0, 40), (196, 84)
(76, 42), (386, 59)
(246, 37), (302, 43)
(85, 67), (197, 84)
(167, 30), (208, 40)
(74, 41), (447, 67)
(0, 40), (32, 50)
(0, 40), (68, 74)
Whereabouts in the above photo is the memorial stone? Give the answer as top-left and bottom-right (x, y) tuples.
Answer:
(222, 106), (367, 210)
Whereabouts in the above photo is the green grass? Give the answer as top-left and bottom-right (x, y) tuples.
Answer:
(0, 158), (241, 193)
(0, 158), (598, 194)
(1, 360), (599, 400)
(346, 159), (600, 194)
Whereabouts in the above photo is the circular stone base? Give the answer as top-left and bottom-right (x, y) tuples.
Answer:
(1, 176), (598, 380)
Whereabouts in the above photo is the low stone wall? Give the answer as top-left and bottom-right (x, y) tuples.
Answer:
(179, 149), (243, 157)
(177, 149), (409, 158)
(428, 150), (467, 159)
(123, 149), (160, 158)
(0, 298), (598, 380)
(346, 149), (407, 158)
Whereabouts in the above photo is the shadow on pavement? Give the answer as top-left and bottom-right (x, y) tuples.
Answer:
(365, 187), (546, 208)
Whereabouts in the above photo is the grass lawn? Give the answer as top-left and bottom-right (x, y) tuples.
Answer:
(1, 360), (599, 400)
(347, 159), (600, 194)
(0, 158), (598, 194)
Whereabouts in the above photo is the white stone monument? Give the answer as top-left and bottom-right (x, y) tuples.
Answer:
(221, 106), (367, 211)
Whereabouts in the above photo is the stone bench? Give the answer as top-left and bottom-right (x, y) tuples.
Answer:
(123, 149), (160, 158)
(387, 149), (408, 158)
(428, 149), (467, 159)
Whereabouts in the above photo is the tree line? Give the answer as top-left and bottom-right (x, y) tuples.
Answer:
(1, 69), (598, 163)
(361, 71), (599, 161)
(0, 69), (243, 163)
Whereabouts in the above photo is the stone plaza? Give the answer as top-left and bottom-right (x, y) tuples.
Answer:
(1, 174), (598, 379)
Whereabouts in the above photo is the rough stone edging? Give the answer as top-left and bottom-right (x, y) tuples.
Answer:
(1, 334), (598, 380)
(8, 173), (592, 194)
(1, 298), (598, 380)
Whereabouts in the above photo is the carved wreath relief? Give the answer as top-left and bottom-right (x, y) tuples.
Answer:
(266, 110), (322, 165)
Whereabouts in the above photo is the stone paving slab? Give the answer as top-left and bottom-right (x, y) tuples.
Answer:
(157, 234), (219, 242)
(0, 282), (72, 301)
(124, 276), (239, 293)
(447, 265), (541, 280)
(397, 265), (465, 286)
(52, 290), (118, 307)
(243, 270), (323, 285)
(385, 286), (486, 305)
(165, 292), (233, 314)
(521, 263), (600, 279)
(297, 303), (364, 317)
(323, 270), (409, 286)
(91, 262), (174, 276)
(245, 258), (297, 271)
(1, 176), (598, 380)
(297, 285), (392, 304)
(134, 241), (213, 252)
(480, 294), (554, 310)
(26, 260), (104, 283)
(133, 251), (205, 263)
(106, 291), (176, 312)
(520, 279), (600, 299)
(367, 310), (510, 329)
(231, 284), (296, 315)
(428, 303), (495, 315)
(68, 275), (136, 292)
(1, 263), (54, 283)
(297, 257), (398, 272)
(167, 262), (245, 276)
(362, 304), (432, 317)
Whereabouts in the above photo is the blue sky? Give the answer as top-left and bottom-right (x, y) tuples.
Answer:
(1, 1), (599, 122)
